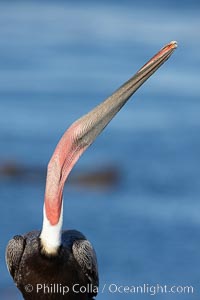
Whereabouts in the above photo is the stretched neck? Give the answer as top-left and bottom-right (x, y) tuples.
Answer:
(39, 42), (177, 255)
(40, 201), (63, 256)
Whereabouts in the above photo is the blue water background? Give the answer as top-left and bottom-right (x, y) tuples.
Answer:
(0, 1), (200, 299)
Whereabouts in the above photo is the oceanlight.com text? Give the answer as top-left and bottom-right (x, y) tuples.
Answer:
(102, 283), (194, 295)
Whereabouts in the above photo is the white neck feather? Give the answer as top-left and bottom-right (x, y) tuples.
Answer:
(40, 202), (63, 255)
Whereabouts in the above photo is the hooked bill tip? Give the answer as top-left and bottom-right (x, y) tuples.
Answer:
(169, 40), (178, 48)
(161, 41), (178, 53)
(139, 40), (178, 73)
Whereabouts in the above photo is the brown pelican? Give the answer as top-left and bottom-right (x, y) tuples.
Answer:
(6, 41), (177, 300)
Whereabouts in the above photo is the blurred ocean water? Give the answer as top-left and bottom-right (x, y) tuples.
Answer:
(0, 1), (200, 299)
